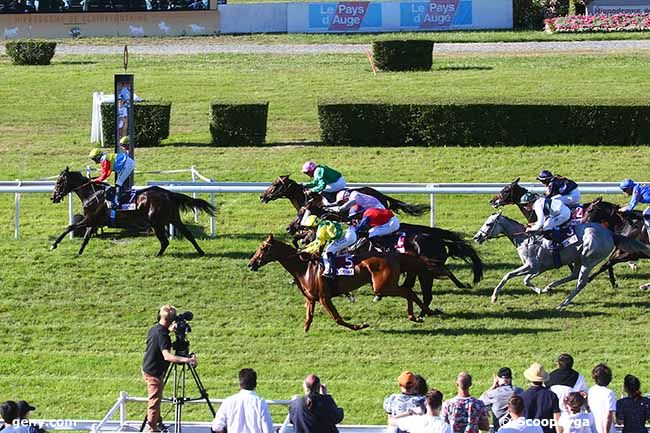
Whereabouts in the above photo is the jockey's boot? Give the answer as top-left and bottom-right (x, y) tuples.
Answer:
(322, 253), (336, 279)
(113, 185), (121, 208)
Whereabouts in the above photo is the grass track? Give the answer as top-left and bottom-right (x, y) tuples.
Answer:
(0, 50), (649, 426)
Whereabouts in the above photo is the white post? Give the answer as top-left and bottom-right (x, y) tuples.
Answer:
(191, 166), (199, 224)
(68, 192), (74, 239)
(430, 193), (435, 227)
(169, 184), (175, 239)
(14, 182), (20, 239)
(86, 165), (92, 179)
(118, 391), (127, 428)
(210, 179), (216, 238)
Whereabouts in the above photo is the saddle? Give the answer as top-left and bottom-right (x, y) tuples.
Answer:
(542, 225), (579, 249)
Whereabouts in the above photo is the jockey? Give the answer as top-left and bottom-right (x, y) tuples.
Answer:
(300, 215), (357, 279)
(301, 161), (347, 204)
(328, 190), (385, 214)
(537, 170), (581, 207)
(619, 179), (650, 231)
(521, 192), (571, 233)
(349, 205), (400, 239)
(89, 148), (135, 207)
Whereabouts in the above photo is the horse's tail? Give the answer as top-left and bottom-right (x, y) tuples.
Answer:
(170, 192), (217, 217)
(384, 196), (429, 216)
(613, 234), (650, 257)
(422, 226), (483, 284)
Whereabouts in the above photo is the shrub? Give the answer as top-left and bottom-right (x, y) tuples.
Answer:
(5, 40), (56, 65)
(209, 102), (269, 146)
(546, 13), (650, 33)
(101, 101), (171, 147)
(318, 103), (650, 146)
(372, 40), (434, 72)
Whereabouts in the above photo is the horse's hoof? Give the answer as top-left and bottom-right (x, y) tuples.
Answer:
(639, 283), (650, 291)
(542, 286), (552, 293)
(491, 294), (498, 304)
(629, 262), (639, 272)
(50, 244), (57, 250)
(354, 323), (370, 330)
(373, 296), (382, 302)
(408, 315), (423, 323)
(532, 287), (542, 295)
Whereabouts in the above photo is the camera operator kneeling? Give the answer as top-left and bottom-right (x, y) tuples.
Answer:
(142, 305), (197, 433)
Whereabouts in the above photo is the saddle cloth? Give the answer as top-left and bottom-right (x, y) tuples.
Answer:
(332, 232), (408, 276)
(105, 187), (138, 210)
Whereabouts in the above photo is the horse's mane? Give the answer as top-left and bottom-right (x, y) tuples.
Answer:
(65, 170), (90, 184)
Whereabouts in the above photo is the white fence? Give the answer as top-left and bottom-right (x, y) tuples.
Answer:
(0, 176), (627, 239)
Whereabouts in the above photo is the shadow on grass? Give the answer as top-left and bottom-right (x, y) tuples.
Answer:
(446, 309), (606, 320)
(379, 326), (559, 336)
(434, 65), (494, 71)
(600, 300), (650, 309)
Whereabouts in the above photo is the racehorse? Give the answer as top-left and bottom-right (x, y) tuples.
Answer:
(581, 198), (649, 289)
(489, 178), (537, 222)
(50, 168), (216, 256)
(248, 234), (444, 331)
(287, 202), (484, 307)
(260, 175), (429, 216)
(473, 212), (650, 309)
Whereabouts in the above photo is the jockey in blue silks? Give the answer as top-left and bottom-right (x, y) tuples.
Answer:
(537, 170), (581, 208)
(619, 179), (650, 232)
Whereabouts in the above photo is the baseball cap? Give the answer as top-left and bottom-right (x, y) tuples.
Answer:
(17, 401), (36, 417)
(398, 371), (416, 388)
(497, 367), (512, 379)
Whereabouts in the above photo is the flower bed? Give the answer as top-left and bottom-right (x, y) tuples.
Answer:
(546, 13), (650, 32)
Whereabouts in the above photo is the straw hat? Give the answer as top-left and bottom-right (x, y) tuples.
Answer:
(524, 362), (549, 382)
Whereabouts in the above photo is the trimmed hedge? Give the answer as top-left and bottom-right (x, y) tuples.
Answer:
(209, 102), (269, 146)
(5, 40), (56, 65)
(101, 101), (171, 148)
(372, 40), (433, 72)
(318, 103), (650, 146)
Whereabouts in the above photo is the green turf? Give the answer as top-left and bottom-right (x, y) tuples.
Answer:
(0, 51), (649, 426)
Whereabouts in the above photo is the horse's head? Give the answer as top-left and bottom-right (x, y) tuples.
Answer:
(490, 177), (526, 208)
(473, 212), (505, 244)
(51, 167), (71, 203)
(260, 175), (296, 203)
(248, 234), (282, 271)
(581, 197), (620, 227)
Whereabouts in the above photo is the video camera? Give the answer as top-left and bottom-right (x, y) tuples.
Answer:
(172, 310), (193, 357)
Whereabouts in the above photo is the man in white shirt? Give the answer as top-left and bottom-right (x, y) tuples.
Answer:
(587, 364), (616, 433)
(211, 368), (274, 433)
(390, 389), (453, 433)
(499, 396), (544, 433)
(546, 354), (588, 416)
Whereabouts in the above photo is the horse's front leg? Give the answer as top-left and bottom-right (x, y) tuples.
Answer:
(51, 225), (74, 250)
(523, 273), (543, 294)
(319, 296), (368, 331)
(304, 299), (316, 333)
(77, 227), (95, 255)
(557, 265), (593, 310)
(491, 264), (534, 303)
(543, 266), (580, 293)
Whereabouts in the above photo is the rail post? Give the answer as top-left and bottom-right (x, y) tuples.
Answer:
(118, 391), (127, 428)
(191, 166), (199, 224)
(210, 178), (216, 238)
(429, 184), (435, 227)
(68, 192), (75, 239)
(14, 180), (21, 239)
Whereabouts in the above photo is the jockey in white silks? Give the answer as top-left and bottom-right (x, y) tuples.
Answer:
(521, 192), (571, 233)
(327, 190), (385, 214)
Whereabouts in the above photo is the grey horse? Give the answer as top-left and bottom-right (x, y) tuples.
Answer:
(473, 212), (650, 309)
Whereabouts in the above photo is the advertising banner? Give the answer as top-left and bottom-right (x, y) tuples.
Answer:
(399, 0), (472, 29)
(308, 1), (382, 31)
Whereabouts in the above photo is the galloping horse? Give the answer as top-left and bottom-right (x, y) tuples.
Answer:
(473, 212), (650, 309)
(260, 175), (429, 216)
(248, 235), (443, 331)
(50, 168), (215, 256)
(287, 202), (484, 305)
(582, 198), (650, 289)
(489, 178), (537, 222)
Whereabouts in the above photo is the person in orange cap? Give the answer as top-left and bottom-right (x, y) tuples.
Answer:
(384, 371), (426, 433)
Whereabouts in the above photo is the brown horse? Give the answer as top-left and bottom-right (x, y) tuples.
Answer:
(582, 197), (649, 289)
(50, 168), (215, 256)
(248, 234), (443, 332)
(260, 175), (429, 216)
(489, 178), (537, 222)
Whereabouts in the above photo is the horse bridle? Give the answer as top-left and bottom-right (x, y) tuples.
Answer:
(477, 214), (501, 239)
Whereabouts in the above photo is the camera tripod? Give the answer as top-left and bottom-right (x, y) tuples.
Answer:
(140, 355), (216, 433)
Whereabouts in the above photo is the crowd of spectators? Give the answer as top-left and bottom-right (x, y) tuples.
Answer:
(2, 354), (648, 433)
(0, 0), (207, 13)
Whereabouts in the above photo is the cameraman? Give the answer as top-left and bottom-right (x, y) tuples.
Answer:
(142, 305), (197, 432)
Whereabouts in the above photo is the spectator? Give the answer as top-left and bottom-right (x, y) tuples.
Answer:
(416, 375), (429, 396)
(211, 368), (273, 433)
(499, 395), (544, 433)
(616, 375), (650, 433)
(546, 354), (588, 415)
(441, 372), (490, 433)
(1, 401), (18, 430)
(480, 367), (524, 431)
(384, 371), (426, 433)
(588, 364), (616, 433)
(558, 392), (596, 433)
(289, 374), (344, 433)
(521, 362), (560, 433)
(390, 389), (452, 433)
